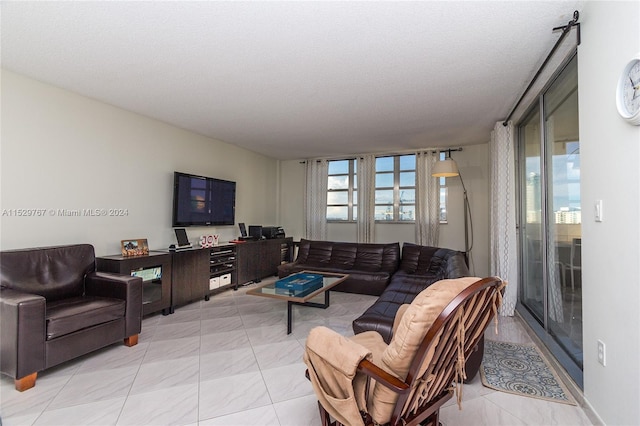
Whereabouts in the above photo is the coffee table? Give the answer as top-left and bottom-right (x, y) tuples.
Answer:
(246, 271), (349, 334)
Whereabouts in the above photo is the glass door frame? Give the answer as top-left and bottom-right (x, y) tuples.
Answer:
(515, 51), (583, 388)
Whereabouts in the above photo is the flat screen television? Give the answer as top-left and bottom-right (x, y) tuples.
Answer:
(172, 171), (236, 227)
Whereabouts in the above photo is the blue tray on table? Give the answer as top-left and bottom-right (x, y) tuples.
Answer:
(275, 272), (323, 296)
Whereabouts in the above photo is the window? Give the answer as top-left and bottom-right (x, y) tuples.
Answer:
(327, 159), (357, 221)
(374, 155), (416, 221)
(326, 153), (447, 223)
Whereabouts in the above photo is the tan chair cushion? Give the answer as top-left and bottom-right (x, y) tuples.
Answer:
(392, 304), (410, 336)
(351, 330), (389, 369)
(382, 277), (480, 377)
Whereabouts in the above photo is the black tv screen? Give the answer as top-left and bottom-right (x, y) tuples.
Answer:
(172, 172), (236, 227)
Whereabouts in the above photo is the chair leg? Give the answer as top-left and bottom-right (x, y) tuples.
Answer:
(318, 401), (342, 426)
(124, 334), (139, 347)
(318, 401), (331, 426)
(418, 411), (439, 426)
(15, 372), (37, 391)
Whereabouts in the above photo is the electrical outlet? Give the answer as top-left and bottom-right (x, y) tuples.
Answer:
(597, 340), (606, 366)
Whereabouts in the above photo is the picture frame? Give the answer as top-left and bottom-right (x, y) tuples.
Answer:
(121, 239), (149, 257)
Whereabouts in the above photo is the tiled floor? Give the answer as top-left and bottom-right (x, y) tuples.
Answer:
(0, 278), (595, 425)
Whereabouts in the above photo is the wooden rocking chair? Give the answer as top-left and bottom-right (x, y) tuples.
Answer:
(303, 276), (505, 426)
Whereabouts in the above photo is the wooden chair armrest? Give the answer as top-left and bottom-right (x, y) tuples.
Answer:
(305, 359), (410, 395)
(358, 359), (410, 394)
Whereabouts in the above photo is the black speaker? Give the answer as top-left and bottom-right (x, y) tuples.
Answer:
(262, 226), (278, 240)
(248, 225), (263, 240)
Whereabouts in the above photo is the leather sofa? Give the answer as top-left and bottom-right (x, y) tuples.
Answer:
(352, 243), (470, 341)
(0, 244), (143, 391)
(277, 239), (400, 296)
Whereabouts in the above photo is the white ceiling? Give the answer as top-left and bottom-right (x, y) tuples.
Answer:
(1, 1), (584, 160)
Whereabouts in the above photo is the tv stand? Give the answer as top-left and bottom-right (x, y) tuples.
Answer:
(97, 239), (291, 315)
(235, 237), (293, 287)
(97, 251), (172, 316)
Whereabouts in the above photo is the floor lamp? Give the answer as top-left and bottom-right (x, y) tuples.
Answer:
(432, 150), (473, 263)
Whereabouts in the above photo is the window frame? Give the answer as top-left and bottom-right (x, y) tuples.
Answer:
(326, 159), (357, 222)
(374, 154), (416, 223)
(325, 153), (448, 223)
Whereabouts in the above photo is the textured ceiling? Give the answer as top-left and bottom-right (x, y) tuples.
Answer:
(1, 1), (584, 160)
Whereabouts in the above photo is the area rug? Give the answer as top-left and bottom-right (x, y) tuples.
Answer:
(480, 340), (576, 405)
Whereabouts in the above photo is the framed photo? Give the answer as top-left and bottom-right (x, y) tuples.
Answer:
(121, 239), (149, 257)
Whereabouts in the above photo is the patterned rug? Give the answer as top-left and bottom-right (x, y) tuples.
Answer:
(480, 340), (576, 405)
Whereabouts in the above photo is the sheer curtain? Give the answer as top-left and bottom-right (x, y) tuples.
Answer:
(490, 121), (518, 316)
(415, 151), (440, 246)
(544, 117), (564, 323)
(305, 159), (328, 240)
(357, 155), (376, 243)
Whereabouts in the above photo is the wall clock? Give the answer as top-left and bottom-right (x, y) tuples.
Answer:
(616, 54), (640, 125)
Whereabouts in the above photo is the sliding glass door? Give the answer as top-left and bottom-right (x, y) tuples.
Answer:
(518, 55), (582, 384)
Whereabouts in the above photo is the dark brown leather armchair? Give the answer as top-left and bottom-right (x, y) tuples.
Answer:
(0, 244), (143, 391)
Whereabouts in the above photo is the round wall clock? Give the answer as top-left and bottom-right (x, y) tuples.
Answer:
(616, 54), (640, 125)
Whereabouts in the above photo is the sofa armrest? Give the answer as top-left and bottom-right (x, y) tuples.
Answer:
(85, 272), (143, 337)
(0, 288), (46, 379)
(443, 251), (470, 278)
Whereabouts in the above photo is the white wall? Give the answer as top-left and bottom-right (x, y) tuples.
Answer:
(0, 70), (279, 256)
(578, 2), (640, 425)
(277, 142), (491, 277)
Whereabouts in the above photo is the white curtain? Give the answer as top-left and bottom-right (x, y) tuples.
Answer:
(545, 117), (564, 323)
(305, 159), (328, 240)
(415, 151), (440, 246)
(490, 122), (519, 316)
(357, 155), (376, 243)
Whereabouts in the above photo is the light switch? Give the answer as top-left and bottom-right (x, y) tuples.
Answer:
(595, 200), (603, 222)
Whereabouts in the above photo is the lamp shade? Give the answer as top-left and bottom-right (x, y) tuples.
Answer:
(431, 158), (460, 177)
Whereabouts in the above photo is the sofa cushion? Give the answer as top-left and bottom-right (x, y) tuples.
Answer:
(353, 245), (386, 271)
(304, 241), (334, 267)
(329, 244), (357, 269)
(399, 244), (440, 274)
(294, 240), (400, 272)
(46, 296), (126, 340)
(0, 244), (95, 302)
(400, 243), (469, 278)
